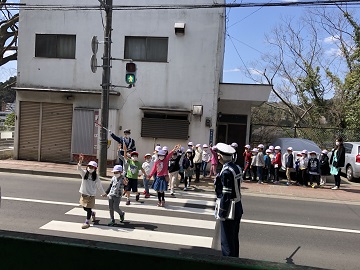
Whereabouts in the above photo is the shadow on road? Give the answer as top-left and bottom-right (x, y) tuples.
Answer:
(285, 246), (301, 265)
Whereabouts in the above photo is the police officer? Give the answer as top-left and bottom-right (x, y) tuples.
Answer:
(109, 129), (136, 166)
(214, 142), (243, 257)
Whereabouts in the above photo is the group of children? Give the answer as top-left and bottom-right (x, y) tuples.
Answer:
(285, 148), (331, 188)
(76, 141), (220, 229)
(243, 144), (331, 188)
(244, 144), (283, 184)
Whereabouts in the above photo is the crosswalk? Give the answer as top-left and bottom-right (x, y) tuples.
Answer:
(39, 189), (218, 249)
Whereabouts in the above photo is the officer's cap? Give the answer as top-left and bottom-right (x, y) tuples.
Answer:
(124, 129), (131, 134)
(215, 143), (236, 156)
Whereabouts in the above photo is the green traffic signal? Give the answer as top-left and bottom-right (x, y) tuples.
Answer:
(126, 74), (135, 84)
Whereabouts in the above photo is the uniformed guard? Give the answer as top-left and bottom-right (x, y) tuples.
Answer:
(109, 129), (136, 166)
(214, 142), (243, 257)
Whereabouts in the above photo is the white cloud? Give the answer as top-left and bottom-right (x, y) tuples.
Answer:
(323, 36), (339, 44)
(325, 47), (342, 56)
(223, 68), (241, 73)
(249, 68), (262, 75)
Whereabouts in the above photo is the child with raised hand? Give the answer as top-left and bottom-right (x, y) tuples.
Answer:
(104, 165), (128, 226)
(142, 153), (154, 198)
(77, 154), (106, 229)
(148, 144), (181, 207)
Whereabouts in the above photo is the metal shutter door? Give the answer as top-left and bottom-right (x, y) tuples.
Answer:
(72, 109), (95, 155)
(18, 101), (41, 160)
(40, 103), (73, 163)
(141, 118), (189, 140)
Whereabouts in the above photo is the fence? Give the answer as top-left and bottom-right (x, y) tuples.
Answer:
(250, 124), (360, 149)
(0, 126), (14, 149)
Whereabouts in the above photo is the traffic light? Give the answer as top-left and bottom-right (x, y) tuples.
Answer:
(125, 62), (136, 85)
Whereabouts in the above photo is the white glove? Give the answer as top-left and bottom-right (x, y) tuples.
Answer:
(108, 130), (112, 134)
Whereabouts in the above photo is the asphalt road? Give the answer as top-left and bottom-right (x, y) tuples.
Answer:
(1, 172), (360, 270)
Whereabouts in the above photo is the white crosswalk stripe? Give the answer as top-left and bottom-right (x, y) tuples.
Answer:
(40, 220), (213, 247)
(39, 191), (218, 249)
(65, 208), (216, 229)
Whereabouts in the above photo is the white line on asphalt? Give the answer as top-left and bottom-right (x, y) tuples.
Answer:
(242, 192), (360, 206)
(2, 196), (79, 206)
(2, 196), (214, 216)
(95, 199), (214, 216)
(137, 188), (216, 199)
(113, 194), (215, 207)
(66, 208), (216, 230)
(8, 196), (360, 234)
(242, 219), (360, 234)
(40, 220), (213, 248)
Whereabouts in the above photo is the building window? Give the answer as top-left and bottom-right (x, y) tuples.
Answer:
(141, 112), (189, 140)
(124, 36), (168, 62)
(35, 34), (76, 59)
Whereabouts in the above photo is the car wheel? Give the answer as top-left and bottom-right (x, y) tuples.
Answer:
(346, 165), (354, 181)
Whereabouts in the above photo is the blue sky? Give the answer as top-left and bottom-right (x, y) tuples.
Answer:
(0, 2), (347, 84)
(223, 3), (308, 84)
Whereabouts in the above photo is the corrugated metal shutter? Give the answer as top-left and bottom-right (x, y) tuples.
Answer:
(18, 101), (41, 161)
(40, 103), (73, 163)
(72, 109), (95, 155)
(141, 118), (189, 140)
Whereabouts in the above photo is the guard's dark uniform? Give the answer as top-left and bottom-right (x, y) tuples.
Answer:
(110, 132), (136, 166)
(215, 161), (243, 257)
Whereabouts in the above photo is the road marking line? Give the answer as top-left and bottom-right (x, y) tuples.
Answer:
(108, 195), (215, 207)
(242, 219), (360, 234)
(138, 188), (216, 199)
(2, 196), (79, 206)
(66, 208), (216, 230)
(95, 199), (214, 216)
(3, 196), (214, 216)
(40, 220), (213, 248)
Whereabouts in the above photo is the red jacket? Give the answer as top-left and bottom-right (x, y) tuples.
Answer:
(272, 152), (282, 166)
(243, 151), (252, 163)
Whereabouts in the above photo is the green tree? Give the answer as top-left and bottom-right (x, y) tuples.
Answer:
(320, 7), (360, 131)
(0, 76), (16, 106)
(4, 111), (14, 127)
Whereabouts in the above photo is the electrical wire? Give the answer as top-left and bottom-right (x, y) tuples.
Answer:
(4, 1), (360, 11)
(226, 32), (253, 79)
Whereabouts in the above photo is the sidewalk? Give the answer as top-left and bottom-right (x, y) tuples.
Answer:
(0, 159), (359, 203)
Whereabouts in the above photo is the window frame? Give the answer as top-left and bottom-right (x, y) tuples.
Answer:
(35, 34), (76, 59)
(124, 36), (169, 63)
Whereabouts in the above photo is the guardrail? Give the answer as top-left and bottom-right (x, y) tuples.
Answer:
(0, 126), (14, 150)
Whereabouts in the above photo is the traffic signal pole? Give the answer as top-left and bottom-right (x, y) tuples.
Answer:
(99, 0), (112, 177)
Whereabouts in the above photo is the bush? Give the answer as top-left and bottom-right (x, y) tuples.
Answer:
(4, 112), (15, 127)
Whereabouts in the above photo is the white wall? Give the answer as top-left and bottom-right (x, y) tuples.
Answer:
(17, 0), (226, 156)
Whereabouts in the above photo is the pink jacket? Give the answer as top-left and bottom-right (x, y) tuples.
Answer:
(210, 148), (218, 165)
(149, 150), (174, 178)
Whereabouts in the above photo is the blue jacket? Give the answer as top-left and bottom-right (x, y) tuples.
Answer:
(110, 133), (136, 153)
(214, 162), (243, 220)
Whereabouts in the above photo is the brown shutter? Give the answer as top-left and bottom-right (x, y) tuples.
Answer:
(141, 118), (189, 140)
(40, 103), (73, 163)
(18, 101), (41, 160)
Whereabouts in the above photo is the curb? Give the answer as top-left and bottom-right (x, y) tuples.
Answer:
(0, 167), (80, 179)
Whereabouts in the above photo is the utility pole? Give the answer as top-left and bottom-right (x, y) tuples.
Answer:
(99, 0), (112, 177)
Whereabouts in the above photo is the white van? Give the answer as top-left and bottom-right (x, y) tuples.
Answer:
(270, 138), (322, 171)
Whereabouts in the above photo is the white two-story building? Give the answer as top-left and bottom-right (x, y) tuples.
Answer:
(14, 0), (271, 165)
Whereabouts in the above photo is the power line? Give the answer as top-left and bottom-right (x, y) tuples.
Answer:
(227, 0), (272, 29)
(227, 32), (253, 79)
(6, 1), (360, 11)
